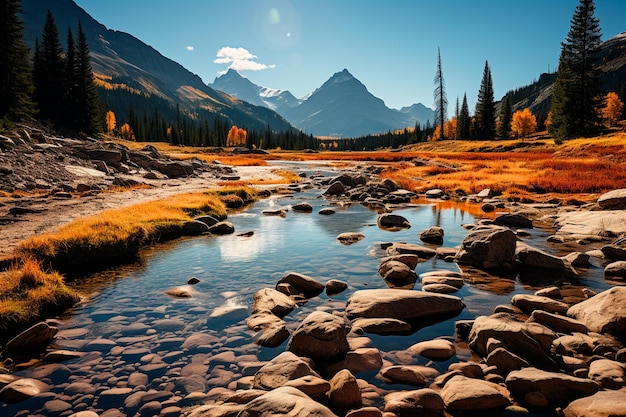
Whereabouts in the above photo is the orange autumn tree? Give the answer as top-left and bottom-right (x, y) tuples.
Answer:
(120, 123), (134, 140)
(511, 108), (537, 138)
(227, 126), (247, 147)
(105, 110), (116, 134)
(602, 92), (624, 127)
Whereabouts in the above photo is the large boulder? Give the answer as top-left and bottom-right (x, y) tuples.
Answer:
(276, 272), (325, 298)
(327, 369), (362, 414)
(468, 313), (557, 370)
(0, 378), (50, 403)
(587, 358), (626, 389)
(379, 365), (440, 386)
(567, 286), (626, 338)
(515, 243), (565, 270)
(287, 311), (349, 363)
(511, 294), (569, 315)
(378, 260), (417, 289)
(527, 310), (588, 334)
(378, 214), (411, 229)
(494, 213), (533, 228)
(440, 375), (511, 411)
(239, 386), (338, 417)
(563, 390), (626, 417)
(419, 226), (444, 245)
(253, 352), (317, 390)
(605, 261), (626, 279)
(351, 318), (411, 335)
(252, 288), (297, 317)
(384, 388), (445, 417)
(345, 289), (465, 322)
(455, 226), (517, 270)
(505, 367), (602, 407)
(2, 322), (58, 354)
(598, 188), (626, 210)
(407, 339), (456, 361)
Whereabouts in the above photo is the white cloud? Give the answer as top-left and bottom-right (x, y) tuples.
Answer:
(214, 46), (275, 72)
(186, 45), (194, 51)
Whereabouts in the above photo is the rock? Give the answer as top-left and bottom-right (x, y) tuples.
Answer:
(194, 215), (219, 227)
(384, 388), (445, 417)
(337, 232), (365, 245)
(378, 260), (417, 288)
(516, 243), (565, 270)
(183, 220), (210, 236)
(68, 412), (100, 417)
(208, 221), (235, 235)
(186, 404), (245, 417)
(253, 351), (316, 390)
(527, 310), (588, 334)
(563, 251), (591, 267)
(345, 289), (465, 322)
(319, 208), (336, 215)
(328, 369), (362, 415)
(207, 305), (248, 328)
(441, 375), (511, 411)
(292, 202), (313, 213)
(151, 160), (193, 178)
(420, 274), (464, 289)
(506, 367), (602, 407)
(284, 375), (331, 399)
(345, 407), (383, 417)
(605, 261), (626, 278)
(381, 254), (420, 269)
(252, 288), (297, 316)
(287, 311), (349, 363)
(327, 347), (383, 375)
(326, 279), (348, 295)
(477, 188), (492, 199)
(407, 339), (455, 361)
(378, 213), (411, 229)
(385, 243), (437, 258)
(86, 149), (123, 165)
(351, 317), (411, 335)
(511, 294), (569, 315)
(587, 359), (625, 389)
(425, 189), (446, 198)
(256, 323), (290, 348)
(455, 226), (517, 270)
(422, 283), (459, 294)
(563, 390), (626, 417)
(247, 312), (285, 331)
(494, 213), (533, 228)
(535, 286), (562, 299)
(567, 286), (626, 337)
(324, 181), (345, 196)
(165, 286), (194, 298)
(380, 365), (439, 386)
(276, 272), (325, 298)
(239, 386), (337, 417)
(482, 203), (496, 212)
(598, 188), (626, 210)
(448, 362), (484, 379)
(2, 322), (58, 354)
(0, 378), (49, 403)
(468, 313), (557, 370)
(601, 245), (626, 260)
(419, 226), (444, 245)
(486, 347), (529, 374)
(262, 208), (287, 217)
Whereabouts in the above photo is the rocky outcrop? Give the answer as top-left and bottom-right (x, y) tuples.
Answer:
(567, 286), (626, 337)
(597, 188), (626, 210)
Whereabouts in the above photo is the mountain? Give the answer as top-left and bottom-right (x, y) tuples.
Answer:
(212, 69), (434, 138)
(19, 0), (294, 133)
(505, 32), (626, 121)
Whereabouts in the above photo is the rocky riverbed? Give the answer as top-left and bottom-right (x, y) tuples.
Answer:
(1, 132), (626, 416)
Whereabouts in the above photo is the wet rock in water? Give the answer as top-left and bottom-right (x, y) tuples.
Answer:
(535, 286), (562, 299)
(240, 386), (337, 417)
(208, 221), (235, 235)
(187, 276), (200, 285)
(505, 367), (602, 407)
(207, 305), (248, 328)
(385, 243), (437, 258)
(326, 347), (383, 375)
(276, 272), (325, 298)
(182, 220), (210, 236)
(381, 254), (420, 269)
(165, 286), (194, 298)
(384, 388), (445, 417)
(567, 286), (626, 338)
(284, 375), (331, 400)
(441, 375), (511, 411)
(68, 411), (100, 417)
(587, 358), (626, 389)
(328, 369), (362, 414)
(288, 311), (349, 363)
(425, 188), (446, 199)
(408, 339), (456, 361)
(262, 208), (287, 217)
(292, 202), (313, 213)
(563, 251), (591, 267)
(511, 294), (570, 315)
(563, 390), (626, 417)
(601, 245), (626, 261)
(597, 188), (626, 210)
(378, 260), (417, 289)
(194, 215), (219, 227)
(419, 226), (445, 245)
(422, 283), (460, 294)
(0, 378), (49, 403)
(346, 288), (465, 322)
(455, 226), (517, 271)
(494, 213), (533, 228)
(527, 310), (588, 334)
(380, 365), (440, 386)
(252, 288), (297, 317)
(378, 213), (411, 229)
(468, 313), (557, 370)
(324, 181), (346, 196)
(516, 243), (566, 270)
(605, 261), (626, 279)
(337, 232), (365, 245)
(420, 272), (464, 289)
(351, 318), (411, 335)
(2, 322), (58, 354)
(253, 351), (317, 390)
(482, 203), (496, 212)
(256, 323), (290, 348)
(325, 279), (348, 295)
(247, 311), (285, 332)
(319, 208), (336, 215)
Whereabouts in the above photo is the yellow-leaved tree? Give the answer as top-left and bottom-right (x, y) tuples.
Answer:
(105, 110), (116, 134)
(602, 92), (624, 127)
(120, 123), (134, 140)
(227, 126), (247, 147)
(511, 108), (537, 138)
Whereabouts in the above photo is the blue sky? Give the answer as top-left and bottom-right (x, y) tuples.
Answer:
(74, 0), (625, 111)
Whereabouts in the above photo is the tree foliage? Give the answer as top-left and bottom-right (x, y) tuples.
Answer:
(511, 108), (537, 138)
(475, 61), (495, 139)
(227, 126), (247, 147)
(497, 95), (512, 139)
(602, 91), (624, 126)
(433, 47), (447, 139)
(457, 93), (471, 140)
(105, 110), (116, 133)
(549, 0), (602, 139)
(34, 10), (65, 125)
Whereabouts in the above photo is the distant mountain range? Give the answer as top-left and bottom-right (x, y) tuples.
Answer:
(211, 69), (434, 138)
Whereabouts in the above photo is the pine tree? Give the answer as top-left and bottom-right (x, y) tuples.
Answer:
(74, 21), (102, 134)
(33, 10), (65, 126)
(0, 0), (34, 121)
(433, 47), (448, 139)
(62, 28), (78, 128)
(475, 61), (495, 139)
(549, 0), (602, 139)
(457, 93), (470, 140)
(498, 95), (512, 139)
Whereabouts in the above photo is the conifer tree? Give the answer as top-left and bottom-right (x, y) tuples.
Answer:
(457, 93), (470, 140)
(74, 21), (102, 134)
(34, 10), (65, 126)
(0, 0), (34, 121)
(498, 95), (512, 139)
(62, 28), (78, 128)
(475, 61), (495, 139)
(433, 47), (447, 139)
(549, 0), (602, 139)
